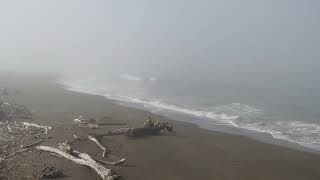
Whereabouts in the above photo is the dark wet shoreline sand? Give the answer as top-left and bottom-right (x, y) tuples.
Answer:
(1, 73), (320, 180)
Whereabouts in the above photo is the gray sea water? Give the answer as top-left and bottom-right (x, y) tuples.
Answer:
(59, 70), (320, 151)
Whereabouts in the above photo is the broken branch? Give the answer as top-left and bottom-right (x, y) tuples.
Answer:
(88, 135), (107, 158)
(95, 158), (126, 166)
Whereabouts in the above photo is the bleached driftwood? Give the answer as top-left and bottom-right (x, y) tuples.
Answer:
(96, 158), (126, 166)
(36, 144), (119, 180)
(6, 124), (13, 133)
(7, 124), (27, 132)
(88, 135), (107, 157)
(74, 116), (97, 125)
(89, 128), (129, 139)
(111, 128), (130, 134)
(22, 122), (52, 135)
(21, 140), (44, 149)
(97, 122), (127, 126)
(79, 123), (99, 129)
(73, 134), (80, 140)
(74, 116), (126, 129)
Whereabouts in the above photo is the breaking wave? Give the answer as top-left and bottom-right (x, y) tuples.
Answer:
(105, 94), (240, 121)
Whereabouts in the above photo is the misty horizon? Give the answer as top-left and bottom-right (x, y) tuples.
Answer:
(1, 2), (320, 179)
(1, 1), (320, 108)
(0, 1), (319, 78)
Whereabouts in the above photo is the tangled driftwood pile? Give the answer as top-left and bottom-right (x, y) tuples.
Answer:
(1, 113), (173, 180)
(0, 102), (33, 120)
(89, 116), (174, 138)
(0, 120), (51, 179)
(0, 119), (125, 179)
(1, 89), (174, 179)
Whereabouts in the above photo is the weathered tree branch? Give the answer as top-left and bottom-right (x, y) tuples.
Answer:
(36, 145), (119, 180)
(88, 135), (108, 157)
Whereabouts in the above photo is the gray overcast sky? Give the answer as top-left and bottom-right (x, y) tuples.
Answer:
(0, 0), (319, 86)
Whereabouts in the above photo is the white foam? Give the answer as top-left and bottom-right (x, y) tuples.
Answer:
(233, 119), (320, 150)
(114, 95), (240, 121)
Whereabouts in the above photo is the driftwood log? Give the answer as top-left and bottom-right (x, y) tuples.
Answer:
(127, 116), (173, 136)
(36, 143), (120, 180)
(74, 116), (127, 129)
(93, 117), (173, 138)
(90, 121), (173, 139)
(22, 122), (52, 135)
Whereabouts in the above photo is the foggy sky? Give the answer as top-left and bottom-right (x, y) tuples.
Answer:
(0, 0), (319, 88)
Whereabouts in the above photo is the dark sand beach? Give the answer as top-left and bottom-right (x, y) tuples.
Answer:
(1, 73), (320, 180)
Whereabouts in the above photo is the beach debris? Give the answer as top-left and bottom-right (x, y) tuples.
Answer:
(74, 116), (97, 124)
(116, 116), (174, 137)
(2, 147), (31, 160)
(89, 128), (131, 138)
(74, 116), (127, 129)
(80, 123), (99, 129)
(5, 121), (51, 136)
(95, 158), (126, 166)
(0, 140), (38, 161)
(129, 115), (174, 136)
(36, 142), (121, 180)
(22, 122), (52, 135)
(125, 122), (173, 137)
(20, 140), (44, 149)
(97, 122), (127, 126)
(39, 166), (63, 179)
(88, 135), (108, 157)
(90, 117), (173, 138)
(74, 116), (100, 129)
(73, 134), (80, 140)
(0, 101), (33, 120)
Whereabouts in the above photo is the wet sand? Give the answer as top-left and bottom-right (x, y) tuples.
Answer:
(1, 73), (320, 180)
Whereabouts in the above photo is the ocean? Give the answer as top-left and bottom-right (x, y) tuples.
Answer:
(59, 71), (320, 151)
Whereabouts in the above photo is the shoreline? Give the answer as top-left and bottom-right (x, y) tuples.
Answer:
(59, 80), (320, 155)
(1, 72), (320, 180)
